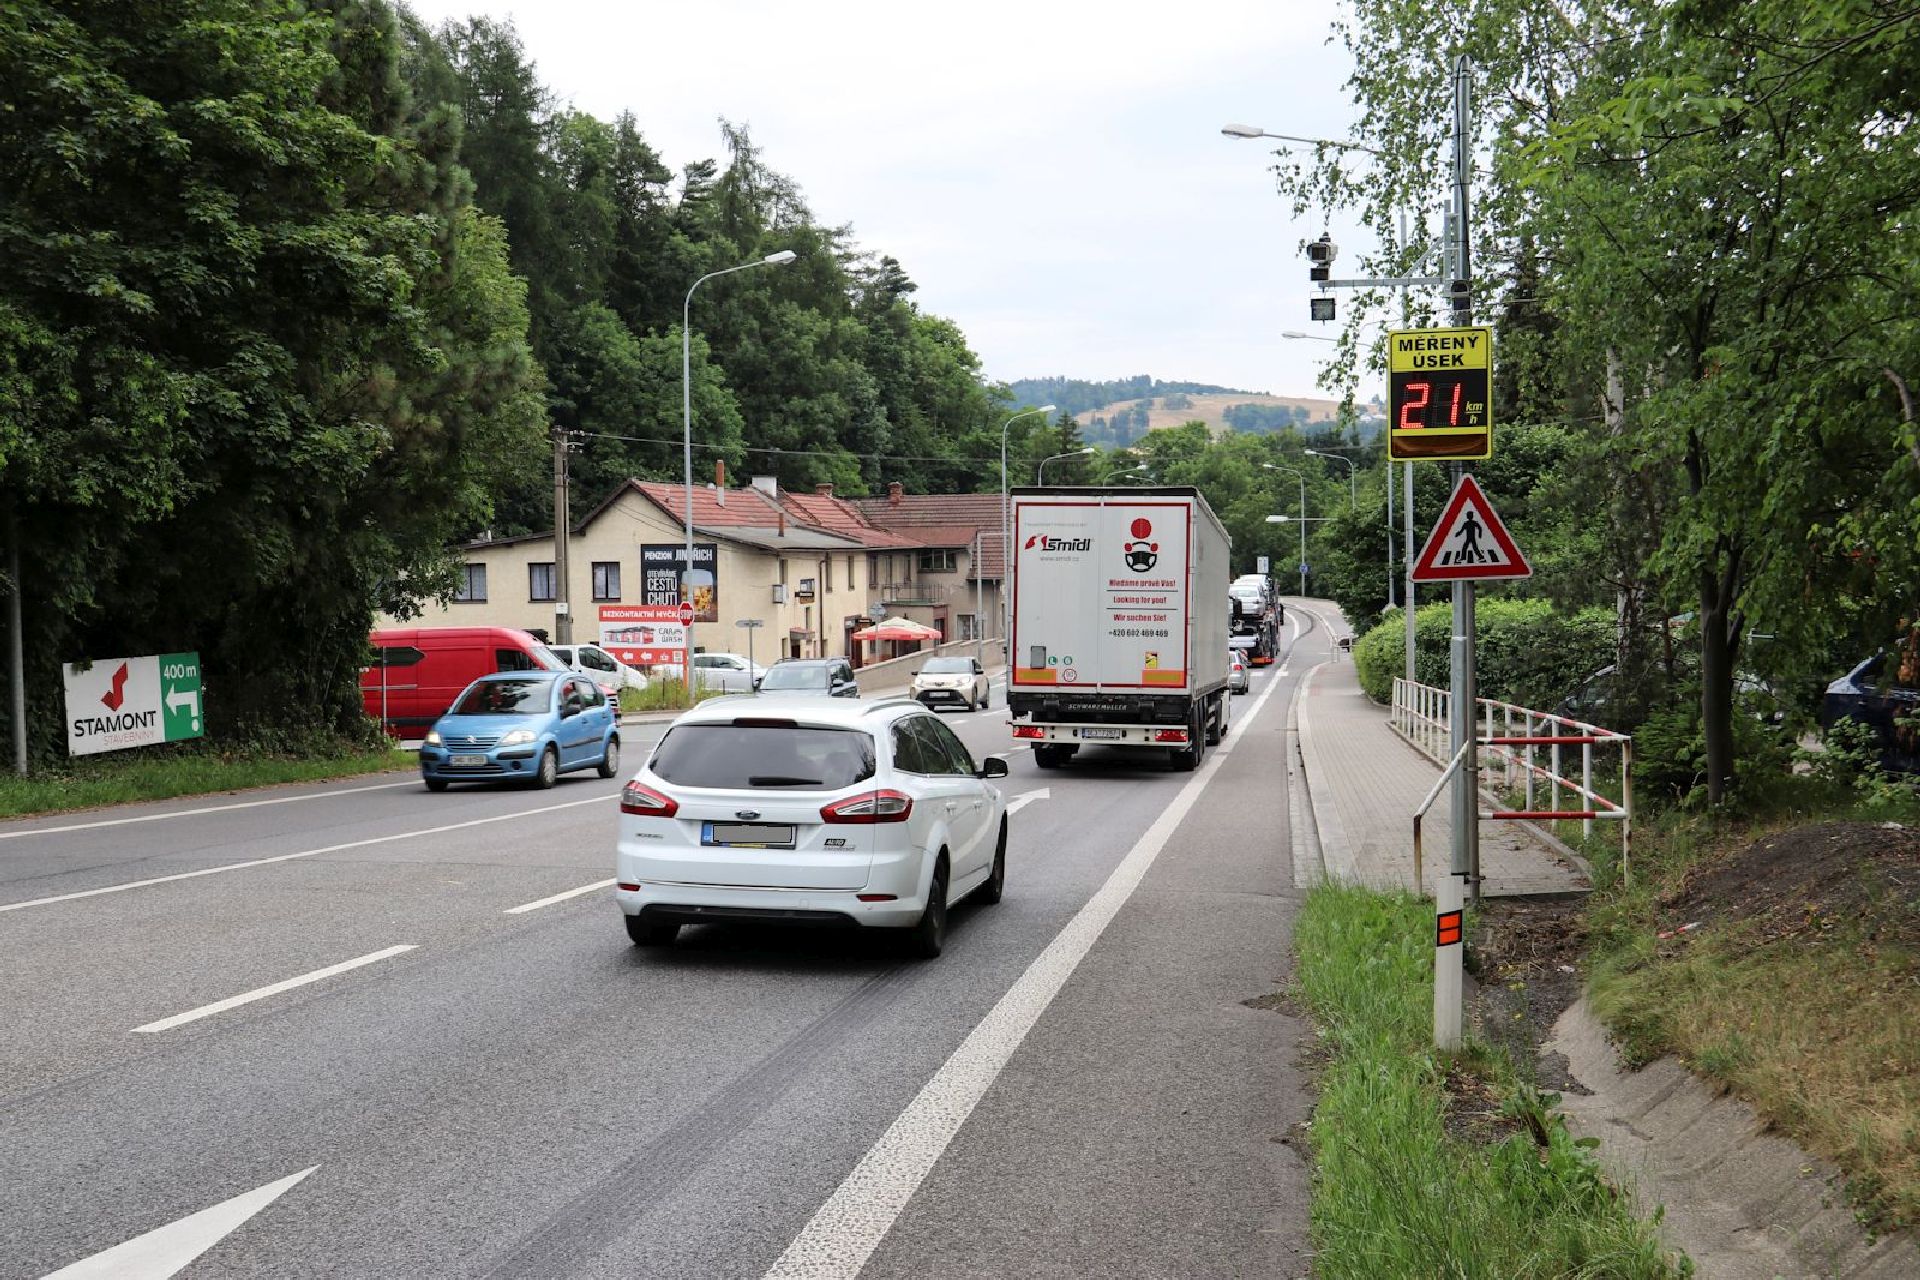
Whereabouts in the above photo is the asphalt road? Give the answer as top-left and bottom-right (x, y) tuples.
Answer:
(0, 614), (1331, 1280)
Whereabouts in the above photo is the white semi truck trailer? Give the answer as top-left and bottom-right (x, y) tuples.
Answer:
(1007, 486), (1232, 771)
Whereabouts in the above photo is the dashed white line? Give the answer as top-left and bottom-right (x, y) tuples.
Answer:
(132, 946), (417, 1033)
(762, 665), (1293, 1279)
(0, 794), (615, 915)
(503, 878), (617, 914)
(0, 778), (418, 842)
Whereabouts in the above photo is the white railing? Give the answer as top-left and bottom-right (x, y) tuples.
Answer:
(1393, 677), (1634, 887)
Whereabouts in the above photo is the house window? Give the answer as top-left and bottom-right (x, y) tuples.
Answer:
(918, 549), (956, 573)
(778, 558), (789, 586)
(959, 614), (979, 642)
(847, 555), (856, 588)
(453, 564), (487, 602)
(591, 561), (621, 601)
(867, 553), (879, 587)
(529, 562), (556, 602)
(797, 576), (817, 601)
(823, 557), (833, 591)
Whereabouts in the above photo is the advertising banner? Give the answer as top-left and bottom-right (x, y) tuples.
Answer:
(640, 543), (718, 622)
(599, 604), (689, 668)
(64, 652), (204, 756)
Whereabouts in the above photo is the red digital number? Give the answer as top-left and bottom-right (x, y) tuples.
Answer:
(1449, 380), (1464, 426)
(1398, 380), (1431, 429)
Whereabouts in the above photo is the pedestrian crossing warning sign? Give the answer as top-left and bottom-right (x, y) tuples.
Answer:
(1410, 474), (1531, 583)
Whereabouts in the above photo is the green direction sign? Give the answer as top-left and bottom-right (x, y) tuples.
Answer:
(159, 651), (204, 742)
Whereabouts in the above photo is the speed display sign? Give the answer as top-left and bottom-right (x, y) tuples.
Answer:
(1387, 326), (1493, 461)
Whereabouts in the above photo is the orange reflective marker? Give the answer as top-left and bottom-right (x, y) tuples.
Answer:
(1435, 909), (1464, 948)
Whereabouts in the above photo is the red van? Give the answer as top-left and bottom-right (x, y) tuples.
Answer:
(362, 626), (566, 740)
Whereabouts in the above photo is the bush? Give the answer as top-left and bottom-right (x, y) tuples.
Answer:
(1352, 600), (1615, 710)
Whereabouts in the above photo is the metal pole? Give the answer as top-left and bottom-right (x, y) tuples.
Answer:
(8, 513), (26, 777)
(553, 427), (572, 645)
(1297, 475), (1307, 597)
(973, 530), (983, 667)
(1404, 461), (1416, 682)
(682, 282), (697, 706)
(1386, 457), (1395, 612)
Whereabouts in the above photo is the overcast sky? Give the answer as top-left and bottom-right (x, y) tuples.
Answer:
(403, 0), (1380, 400)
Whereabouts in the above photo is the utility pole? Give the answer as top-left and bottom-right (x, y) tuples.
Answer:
(1435, 53), (1478, 1053)
(973, 530), (984, 668)
(7, 511), (25, 777)
(552, 426), (573, 645)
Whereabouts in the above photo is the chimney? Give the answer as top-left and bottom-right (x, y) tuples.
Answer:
(888, 481), (904, 507)
(752, 474), (779, 498)
(714, 460), (726, 505)
(815, 482), (834, 497)
(778, 510), (786, 537)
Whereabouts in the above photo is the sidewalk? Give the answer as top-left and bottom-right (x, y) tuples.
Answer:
(1294, 604), (1587, 898)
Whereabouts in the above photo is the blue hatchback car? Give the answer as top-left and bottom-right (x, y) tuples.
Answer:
(419, 671), (620, 791)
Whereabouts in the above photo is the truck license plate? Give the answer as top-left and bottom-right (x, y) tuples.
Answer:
(448, 753), (488, 767)
(1077, 728), (1123, 740)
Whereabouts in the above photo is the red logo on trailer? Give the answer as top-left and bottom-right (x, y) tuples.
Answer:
(1410, 475), (1532, 583)
(1122, 517), (1159, 573)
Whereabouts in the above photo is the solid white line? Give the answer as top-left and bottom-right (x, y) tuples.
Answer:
(0, 794), (615, 915)
(762, 666), (1293, 1280)
(503, 878), (616, 914)
(0, 779), (417, 842)
(132, 946), (416, 1033)
(42, 1166), (318, 1279)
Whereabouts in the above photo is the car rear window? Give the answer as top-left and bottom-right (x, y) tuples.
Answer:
(649, 724), (875, 789)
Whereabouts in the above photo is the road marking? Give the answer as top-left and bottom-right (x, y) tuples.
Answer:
(133, 946), (416, 1033)
(0, 794), (615, 915)
(504, 878), (617, 914)
(763, 667), (1292, 1280)
(0, 779), (417, 842)
(41, 1165), (318, 1279)
(1002, 788), (1049, 816)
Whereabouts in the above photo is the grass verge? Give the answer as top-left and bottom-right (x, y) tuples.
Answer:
(619, 680), (729, 714)
(1295, 881), (1684, 1278)
(1583, 778), (1920, 1233)
(0, 744), (414, 820)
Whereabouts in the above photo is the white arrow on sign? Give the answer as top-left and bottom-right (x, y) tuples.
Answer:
(165, 686), (199, 720)
(1004, 788), (1049, 816)
(41, 1165), (317, 1279)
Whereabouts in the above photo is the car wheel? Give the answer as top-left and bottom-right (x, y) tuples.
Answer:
(965, 693), (978, 713)
(596, 736), (620, 778)
(532, 745), (559, 789)
(1033, 743), (1061, 769)
(424, 777), (449, 793)
(624, 915), (679, 947)
(907, 860), (948, 959)
(975, 820), (1006, 905)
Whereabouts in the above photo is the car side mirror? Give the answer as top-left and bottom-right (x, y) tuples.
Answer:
(978, 756), (1010, 779)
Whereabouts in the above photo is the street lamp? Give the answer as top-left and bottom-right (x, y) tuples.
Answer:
(1306, 448), (1357, 508)
(1221, 123), (1385, 156)
(684, 248), (796, 700)
(1281, 330), (1335, 342)
(1037, 447), (1096, 484)
(1262, 462), (1308, 597)
(1001, 404), (1056, 647)
(1106, 461), (1151, 482)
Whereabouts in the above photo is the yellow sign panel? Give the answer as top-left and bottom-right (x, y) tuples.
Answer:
(1387, 326), (1493, 461)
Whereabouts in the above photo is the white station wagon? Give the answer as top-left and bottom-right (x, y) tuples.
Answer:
(615, 696), (1010, 958)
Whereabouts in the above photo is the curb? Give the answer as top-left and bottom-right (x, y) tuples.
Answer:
(1294, 660), (1358, 885)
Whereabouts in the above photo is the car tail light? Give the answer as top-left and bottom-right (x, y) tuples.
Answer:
(1153, 728), (1190, 744)
(821, 790), (914, 824)
(1011, 725), (1043, 739)
(620, 782), (679, 817)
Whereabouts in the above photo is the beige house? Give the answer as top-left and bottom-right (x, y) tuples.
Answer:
(389, 478), (1006, 668)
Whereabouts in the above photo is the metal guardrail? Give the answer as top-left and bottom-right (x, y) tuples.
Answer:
(1394, 677), (1634, 889)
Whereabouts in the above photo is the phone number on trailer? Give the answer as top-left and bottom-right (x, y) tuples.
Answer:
(1107, 627), (1171, 639)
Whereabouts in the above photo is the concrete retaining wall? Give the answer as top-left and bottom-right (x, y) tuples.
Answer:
(854, 640), (1005, 695)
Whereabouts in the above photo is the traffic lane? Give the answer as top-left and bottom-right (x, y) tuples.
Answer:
(860, 660), (1311, 1278)
(0, 725), (668, 903)
(0, 787), (625, 1100)
(1, 738), (1194, 1279)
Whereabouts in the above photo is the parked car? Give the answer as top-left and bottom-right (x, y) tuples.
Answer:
(912, 656), (990, 711)
(758, 658), (860, 698)
(362, 626), (566, 742)
(549, 642), (647, 694)
(1228, 649), (1250, 695)
(614, 696), (1010, 956)
(1822, 647), (1920, 772)
(418, 672), (620, 791)
(693, 651), (767, 693)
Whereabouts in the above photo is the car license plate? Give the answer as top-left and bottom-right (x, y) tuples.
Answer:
(1077, 727), (1124, 740)
(448, 753), (488, 767)
(703, 822), (796, 849)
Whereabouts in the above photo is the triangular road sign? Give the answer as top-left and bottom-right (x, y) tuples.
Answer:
(1411, 474), (1532, 582)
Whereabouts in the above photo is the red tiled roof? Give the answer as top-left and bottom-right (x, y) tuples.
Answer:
(852, 493), (1010, 578)
(776, 492), (919, 548)
(629, 480), (788, 529)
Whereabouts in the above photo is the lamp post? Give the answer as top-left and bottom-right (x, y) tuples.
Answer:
(1105, 461), (1150, 482)
(1000, 405), (1056, 649)
(1037, 447), (1095, 484)
(683, 249), (795, 700)
(1306, 448), (1356, 508)
(1221, 123), (1385, 156)
(1262, 463), (1308, 597)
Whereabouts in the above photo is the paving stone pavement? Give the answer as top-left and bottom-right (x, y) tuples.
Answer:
(1293, 601), (1588, 898)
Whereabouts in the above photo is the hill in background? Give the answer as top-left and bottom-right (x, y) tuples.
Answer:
(1006, 375), (1384, 448)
